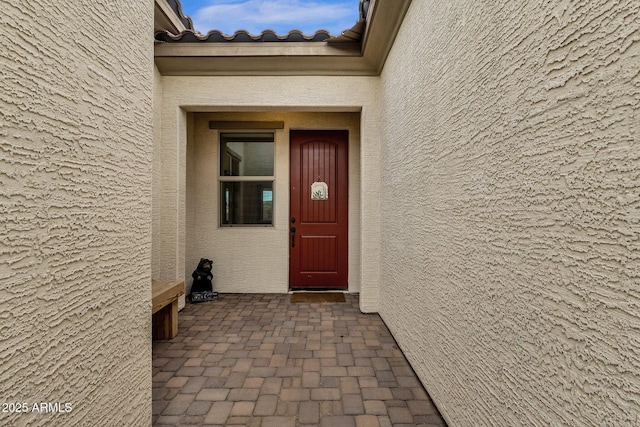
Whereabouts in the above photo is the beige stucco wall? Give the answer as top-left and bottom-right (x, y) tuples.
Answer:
(188, 112), (360, 294)
(379, 1), (640, 426)
(153, 65), (164, 280)
(159, 76), (381, 312)
(0, 2), (153, 426)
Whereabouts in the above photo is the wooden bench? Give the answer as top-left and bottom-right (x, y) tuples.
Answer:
(152, 280), (185, 340)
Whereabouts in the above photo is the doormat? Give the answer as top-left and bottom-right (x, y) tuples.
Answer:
(290, 292), (346, 303)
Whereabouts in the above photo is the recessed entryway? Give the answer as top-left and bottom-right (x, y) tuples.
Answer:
(186, 112), (361, 295)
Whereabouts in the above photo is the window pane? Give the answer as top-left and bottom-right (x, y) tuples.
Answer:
(221, 181), (273, 225)
(220, 133), (274, 176)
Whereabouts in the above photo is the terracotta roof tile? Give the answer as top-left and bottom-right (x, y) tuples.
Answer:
(165, 0), (194, 30)
(155, 28), (332, 43)
(155, 0), (369, 44)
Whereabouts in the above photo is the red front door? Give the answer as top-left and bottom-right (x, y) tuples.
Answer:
(289, 130), (348, 290)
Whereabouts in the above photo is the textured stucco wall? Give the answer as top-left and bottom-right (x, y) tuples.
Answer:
(188, 111), (360, 294)
(159, 76), (381, 312)
(379, 1), (640, 426)
(153, 65), (164, 280)
(1, 2), (153, 426)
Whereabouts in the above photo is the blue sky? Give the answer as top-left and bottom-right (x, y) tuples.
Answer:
(179, 0), (360, 36)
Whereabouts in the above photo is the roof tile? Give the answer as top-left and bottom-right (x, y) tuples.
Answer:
(154, 0), (369, 44)
(155, 28), (333, 43)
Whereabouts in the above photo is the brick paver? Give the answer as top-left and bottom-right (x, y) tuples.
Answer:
(152, 293), (447, 426)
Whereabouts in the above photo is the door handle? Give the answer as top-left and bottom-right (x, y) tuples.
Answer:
(290, 226), (296, 248)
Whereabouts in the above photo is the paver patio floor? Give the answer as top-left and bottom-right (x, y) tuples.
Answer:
(153, 293), (448, 427)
